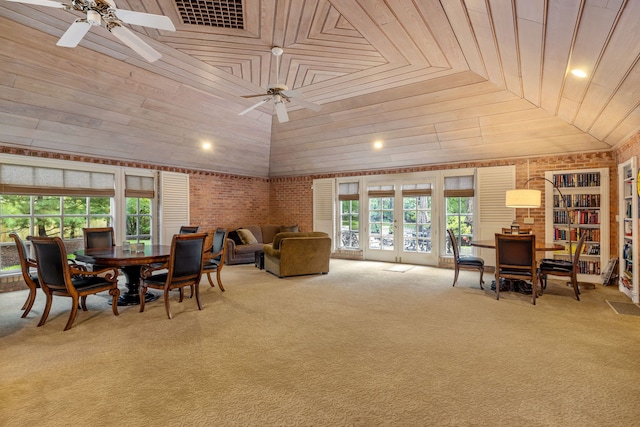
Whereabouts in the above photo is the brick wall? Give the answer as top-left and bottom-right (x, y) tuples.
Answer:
(188, 172), (270, 232)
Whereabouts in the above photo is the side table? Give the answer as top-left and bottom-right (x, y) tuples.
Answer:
(254, 250), (264, 269)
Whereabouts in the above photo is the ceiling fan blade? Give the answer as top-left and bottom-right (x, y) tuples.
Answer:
(114, 9), (176, 31)
(274, 102), (289, 123)
(241, 94), (269, 99)
(4, 0), (65, 7)
(56, 20), (92, 48)
(289, 96), (322, 112)
(239, 98), (270, 115)
(109, 24), (162, 62)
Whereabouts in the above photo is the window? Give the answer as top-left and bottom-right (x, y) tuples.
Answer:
(1, 194), (113, 271)
(402, 184), (432, 253)
(126, 198), (152, 244)
(368, 185), (395, 250)
(444, 176), (474, 256)
(338, 182), (359, 249)
(124, 174), (155, 244)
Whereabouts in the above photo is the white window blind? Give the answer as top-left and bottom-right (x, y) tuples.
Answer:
(0, 164), (114, 196)
(125, 175), (155, 198)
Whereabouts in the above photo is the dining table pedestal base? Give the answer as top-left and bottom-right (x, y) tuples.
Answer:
(114, 265), (159, 306)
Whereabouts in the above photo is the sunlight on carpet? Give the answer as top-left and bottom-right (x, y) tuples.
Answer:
(383, 264), (414, 273)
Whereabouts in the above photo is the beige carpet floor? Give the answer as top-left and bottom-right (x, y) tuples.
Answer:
(1, 259), (639, 427)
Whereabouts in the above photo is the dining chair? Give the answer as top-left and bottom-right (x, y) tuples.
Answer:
(201, 228), (228, 292)
(494, 233), (538, 305)
(538, 233), (587, 301)
(447, 229), (484, 289)
(83, 227), (115, 248)
(139, 233), (207, 319)
(82, 227), (115, 271)
(9, 232), (40, 318)
(179, 225), (200, 234)
(30, 236), (120, 331)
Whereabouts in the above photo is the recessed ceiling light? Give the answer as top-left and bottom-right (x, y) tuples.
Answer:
(571, 69), (587, 78)
(374, 141), (383, 149)
(202, 142), (212, 150)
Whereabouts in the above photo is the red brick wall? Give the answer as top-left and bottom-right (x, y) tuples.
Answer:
(268, 177), (313, 231)
(188, 172), (270, 230)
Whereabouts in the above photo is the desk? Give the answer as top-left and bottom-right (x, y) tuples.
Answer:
(75, 245), (171, 306)
(470, 240), (563, 251)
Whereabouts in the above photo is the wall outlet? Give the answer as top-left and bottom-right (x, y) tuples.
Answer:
(523, 217), (534, 224)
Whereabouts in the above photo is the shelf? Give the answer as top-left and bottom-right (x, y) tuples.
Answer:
(618, 157), (638, 303)
(546, 168), (609, 285)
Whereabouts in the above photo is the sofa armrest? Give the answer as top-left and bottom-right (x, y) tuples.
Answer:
(263, 243), (280, 259)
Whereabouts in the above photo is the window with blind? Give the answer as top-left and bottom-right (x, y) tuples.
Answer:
(125, 174), (155, 244)
(338, 182), (359, 249)
(402, 183), (432, 253)
(444, 175), (475, 256)
(0, 164), (115, 249)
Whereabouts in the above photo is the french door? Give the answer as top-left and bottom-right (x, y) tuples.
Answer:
(365, 179), (437, 265)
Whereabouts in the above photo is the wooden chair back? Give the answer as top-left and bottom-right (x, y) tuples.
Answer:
(494, 233), (538, 304)
(83, 227), (115, 249)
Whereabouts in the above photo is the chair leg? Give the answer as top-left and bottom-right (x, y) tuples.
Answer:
(571, 275), (580, 301)
(21, 289), (37, 318)
(64, 296), (80, 331)
(195, 283), (202, 311)
(452, 266), (459, 287)
(38, 293), (53, 327)
(206, 272), (215, 287)
(531, 275), (537, 305)
(178, 288), (185, 303)
(164, 289), (173, 319)
(216, 270), (225, 292)
(478, 268), (484, 290)
(139, 284), (147, 313)
(495, 276), (500, 300)
(110, 288), (120, 315)
(80, 296), (88, 311)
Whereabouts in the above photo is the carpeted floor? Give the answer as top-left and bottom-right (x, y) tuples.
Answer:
(1, 259), (639, 426)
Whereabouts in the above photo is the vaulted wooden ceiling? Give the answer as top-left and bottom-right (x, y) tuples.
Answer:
(0, 0), (638, 177)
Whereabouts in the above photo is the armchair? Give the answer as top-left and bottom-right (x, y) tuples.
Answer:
(30, 236), (120, 331)
(140, 233), (207, 319)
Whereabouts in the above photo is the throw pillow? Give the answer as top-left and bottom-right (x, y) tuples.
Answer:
(228, 230), (243, 246)
(280, 224), (299, 233)
(237, 228), (258, 245)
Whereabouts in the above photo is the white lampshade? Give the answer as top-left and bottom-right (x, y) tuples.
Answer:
(505, 189), (541, 208)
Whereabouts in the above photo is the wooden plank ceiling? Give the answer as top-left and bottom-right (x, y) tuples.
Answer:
(0, 0), (638, 177)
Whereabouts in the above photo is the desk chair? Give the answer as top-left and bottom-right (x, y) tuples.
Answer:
(495, 233), (538, 305)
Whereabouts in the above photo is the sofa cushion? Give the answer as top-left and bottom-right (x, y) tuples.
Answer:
(261, 225), (281, 244)
(280, 224), (299, 233)
(242, 225), (263, 243)
(272, 232), (329, 250)
(237, 228), (258, 245)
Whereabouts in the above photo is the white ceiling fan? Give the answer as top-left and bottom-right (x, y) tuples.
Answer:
(4, 0), (176, 62)
(239, 47), (321, 123)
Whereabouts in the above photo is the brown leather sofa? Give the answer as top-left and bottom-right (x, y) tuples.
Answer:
(263, 232), (331, 278)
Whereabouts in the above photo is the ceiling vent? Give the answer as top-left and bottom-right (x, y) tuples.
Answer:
(175, 0), (244, 29)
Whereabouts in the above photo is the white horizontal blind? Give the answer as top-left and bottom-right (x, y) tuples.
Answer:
(313, 178), (335, 249)
(159, 171), (189, 245)
(476, 165), (516, 266)
(0, 164), (114, 196)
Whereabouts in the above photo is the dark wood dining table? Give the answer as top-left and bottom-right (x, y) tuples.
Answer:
(75, 245), (171, 306)
(470, 240), (564, 251)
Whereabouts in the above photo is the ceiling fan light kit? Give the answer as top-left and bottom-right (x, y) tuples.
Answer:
(5, 0), (176, 62)
(239, 47), (321, 123)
